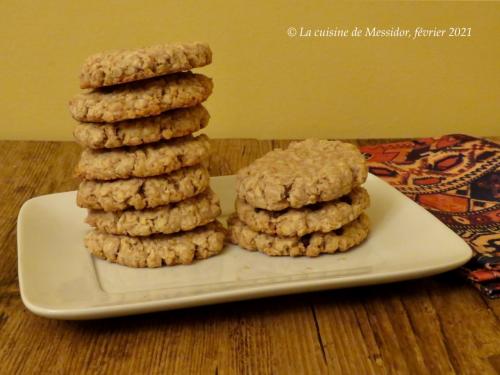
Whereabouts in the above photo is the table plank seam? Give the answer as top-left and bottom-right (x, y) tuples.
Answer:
(310, 303), (327, 364)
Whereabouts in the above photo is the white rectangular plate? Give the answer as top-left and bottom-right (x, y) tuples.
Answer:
(18, 174), (472, 319)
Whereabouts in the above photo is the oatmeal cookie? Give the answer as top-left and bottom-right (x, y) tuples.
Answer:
(80, 42), (212, 89)
(77, 164), (209, 211)
(228, 213), (370, 257)
(75, 134), (210, 181)
(85, 221), (225, 268)
(69, 72), (212, 122)
(236, 139), (368, 210)
(236, 187), (369, 237)
(86, 188), (221, 236)
(73, 105), (209, 149)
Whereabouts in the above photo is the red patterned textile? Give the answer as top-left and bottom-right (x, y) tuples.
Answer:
(360, 134), (499, 298)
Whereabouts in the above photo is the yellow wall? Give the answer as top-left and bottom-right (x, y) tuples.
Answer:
(1, 1), (498, 141)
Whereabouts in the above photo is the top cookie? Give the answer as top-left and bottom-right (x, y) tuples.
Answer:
(79, 42), (212, 89)
(69, 72), (213, 123)
(236, 139), (368, 210)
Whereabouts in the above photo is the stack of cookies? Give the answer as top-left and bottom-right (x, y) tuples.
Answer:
(228, 139), (370, 257)
(69, 42), (225, 268)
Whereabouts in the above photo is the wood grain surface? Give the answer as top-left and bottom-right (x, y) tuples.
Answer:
(0, 138), (499, 375)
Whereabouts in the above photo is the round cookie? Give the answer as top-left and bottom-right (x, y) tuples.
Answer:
(236, 187), (370, 237)
(69, 72), (213, 123)
(74, 105), (209, 149)
(86, 188), (221, 236)
(85, 221), (225, 268)
(80, 42), (212, 89)
(236, 139), (368, 211)
(77, 164), (210, 212)
(228, 213), (370, 257)
(75, 134), (210, 181)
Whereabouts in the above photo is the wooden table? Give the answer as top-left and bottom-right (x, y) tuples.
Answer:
(1, 139), (499, 375)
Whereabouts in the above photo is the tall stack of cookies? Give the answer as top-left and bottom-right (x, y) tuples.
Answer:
(69, 42), (225, 268)
(228, 139), (370, 257)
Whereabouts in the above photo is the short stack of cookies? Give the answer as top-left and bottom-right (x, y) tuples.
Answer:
(69, 42), (225, 268)
(228, 139), (370, 257)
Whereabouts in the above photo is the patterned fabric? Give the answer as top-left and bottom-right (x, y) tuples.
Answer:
(360, 134), (500, 298)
